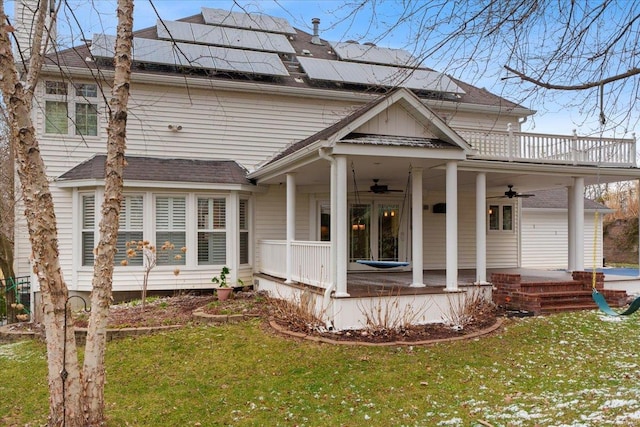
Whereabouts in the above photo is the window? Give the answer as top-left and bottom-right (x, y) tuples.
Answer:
(197, 198), (226, 265)
(239, 199), (249, 264)
(81, 195), (95, 266)
(44, 81), (98, 136)
(489, 204), (514, 231)
(116, 195), (144, 266)
(156, 196), (186, 266)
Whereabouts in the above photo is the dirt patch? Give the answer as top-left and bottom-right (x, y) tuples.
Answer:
(5, 292), (500, 344)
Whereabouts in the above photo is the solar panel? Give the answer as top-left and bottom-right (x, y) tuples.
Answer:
(330, 41), (417, 67)
(297, 57), (464, 93)
(201, 7), (296, 35)
(157, 20), (296, 54)
(91, 34), (290, 77)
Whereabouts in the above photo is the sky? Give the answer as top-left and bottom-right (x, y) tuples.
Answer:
(6, 0), (636, 138)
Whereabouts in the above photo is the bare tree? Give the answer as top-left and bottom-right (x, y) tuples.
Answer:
(0, 0), (133, 425)
(332, 1), (640, 134)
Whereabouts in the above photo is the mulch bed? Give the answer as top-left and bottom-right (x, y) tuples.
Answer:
(4, 292), (501, 344)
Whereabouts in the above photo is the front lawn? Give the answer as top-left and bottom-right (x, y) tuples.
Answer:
(1, 311), (640, 426)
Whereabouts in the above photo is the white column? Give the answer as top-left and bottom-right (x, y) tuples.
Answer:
(411, 167), (425, 287)
(285, 173), (296, 284)
(446, 161), (458, 291)
(329, 159), (337, 288)
(567, 185), (575, 271)
(228, 191), (239, 283)
(475, 172), (487, 283)
(335, 156), (350, 297)
(573, 177), (585, 271)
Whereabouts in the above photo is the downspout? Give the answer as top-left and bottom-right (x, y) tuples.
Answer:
(318, 147), (336, 330)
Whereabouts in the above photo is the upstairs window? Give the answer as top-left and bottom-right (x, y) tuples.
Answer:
(44, 81), (99, 136)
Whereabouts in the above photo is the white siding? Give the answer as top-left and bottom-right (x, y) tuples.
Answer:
(423, 192), (518, 269)
(521, 210), (603, 269)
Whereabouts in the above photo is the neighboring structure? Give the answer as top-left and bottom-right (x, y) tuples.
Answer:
(13, 3), (640, 329)
(521, 189), (613, 269)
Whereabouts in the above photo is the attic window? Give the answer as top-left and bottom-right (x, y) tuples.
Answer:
(301, 49), (312, 56)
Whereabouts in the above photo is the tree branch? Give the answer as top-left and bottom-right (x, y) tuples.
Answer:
(503, 65), (640, 90)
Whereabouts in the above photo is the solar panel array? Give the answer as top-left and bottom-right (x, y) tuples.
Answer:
(201, 7), (296, 35)
(329, 41), (417, 67)
(297, 57), (464, 93)
(91, 34), (290, 77)
(157, 20), (295, 54)
(91, 8), (464, 95)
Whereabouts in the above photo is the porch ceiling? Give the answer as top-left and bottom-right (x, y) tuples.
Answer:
(260, 154), (640, 196)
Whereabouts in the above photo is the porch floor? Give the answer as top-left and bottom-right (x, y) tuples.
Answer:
(257, 268), (579, 298)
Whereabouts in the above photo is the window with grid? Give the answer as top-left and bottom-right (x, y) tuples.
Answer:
(44, 81), (98, 136)
(116, 195), (144, 266)
(156, 196), (186, 266)
(81, 194), (95, 266)
(488, 204), (514, 232)
(197, 198), (226, 265)
(239, 199), (249, 264)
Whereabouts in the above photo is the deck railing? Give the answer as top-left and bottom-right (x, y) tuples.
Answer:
(259, 240), (331, 289)
(458, 126), (636, 166)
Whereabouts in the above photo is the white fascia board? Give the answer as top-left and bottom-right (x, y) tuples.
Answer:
(332, 143), (466, 160)
(41, 65), (378, 103)
(424, 98), (535, 117)
(55, 179), (259, 192)
(248, 140), (326, 181)
(522, 207), (615, 213)
(458, 159), (640, 177)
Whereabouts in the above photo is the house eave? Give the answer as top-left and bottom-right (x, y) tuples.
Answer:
(458, 159), (640, 177)
(332, 143), (467, 160)
(55, 178), (259, 192)
(41, 65), (532, 116)
(248, 140), (326, 182)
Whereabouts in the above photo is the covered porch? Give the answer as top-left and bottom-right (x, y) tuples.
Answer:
(249, 89), (640, 330)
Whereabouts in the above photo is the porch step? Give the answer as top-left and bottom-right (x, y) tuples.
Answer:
(491, 272), (629, 315)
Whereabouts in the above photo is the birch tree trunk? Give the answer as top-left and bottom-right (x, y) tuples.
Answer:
(0, 2), (84, 425)
(82, 0), (134, 424)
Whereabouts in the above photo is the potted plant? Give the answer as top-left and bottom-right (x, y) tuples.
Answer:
(211, 266), (244, 301)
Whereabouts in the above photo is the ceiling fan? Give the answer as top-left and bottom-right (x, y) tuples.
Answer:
(369, 179), (403, 194)
(492, 184), (535, 199)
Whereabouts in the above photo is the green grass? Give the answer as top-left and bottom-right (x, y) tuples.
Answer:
(2, 311), (640, 426)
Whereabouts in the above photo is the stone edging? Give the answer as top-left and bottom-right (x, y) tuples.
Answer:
(192, 308), (261, 323)
(268, 317), (505, 347)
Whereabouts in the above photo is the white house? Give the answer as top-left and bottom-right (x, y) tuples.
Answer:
(12, 3), (640, 329)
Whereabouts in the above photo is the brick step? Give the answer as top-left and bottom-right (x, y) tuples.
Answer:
(519, 282), (588, 293)
(522, 290), (592, 298)
(540, 303), (599, 313)
(538, 296), (596, 305)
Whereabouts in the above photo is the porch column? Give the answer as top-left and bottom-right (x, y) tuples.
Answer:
(411, 167), (425, 287)
(335, 155), (349, 297)
(285, 173), (296, 284)
(446, 161), (458, 291)
(329, 158), (337, 288)
(475, 172), (487, 283)
(573, 177), (585, 271)
(567, 185), (575, 271)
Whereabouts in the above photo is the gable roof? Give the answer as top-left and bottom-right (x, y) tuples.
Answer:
(58, 155), (252, 185)
(260, 88), (470, 169)
(521, 188), (609, 211)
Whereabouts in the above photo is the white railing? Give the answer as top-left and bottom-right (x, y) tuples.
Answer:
(259, 240), (331, 289)
(458, 126), (636, 166)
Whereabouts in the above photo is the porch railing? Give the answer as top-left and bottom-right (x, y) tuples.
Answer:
(259, 240), (331, 289)
(458, 126), (636, 166)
